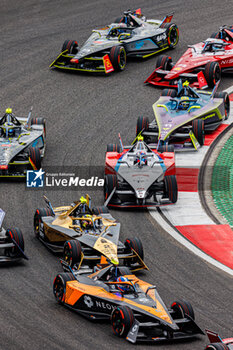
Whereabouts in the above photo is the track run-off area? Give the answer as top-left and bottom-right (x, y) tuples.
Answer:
(1, 1), (233, 350)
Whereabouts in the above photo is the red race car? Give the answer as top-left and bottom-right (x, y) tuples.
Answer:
(145, 25), (233, 89)
(205, 329), (233, 349)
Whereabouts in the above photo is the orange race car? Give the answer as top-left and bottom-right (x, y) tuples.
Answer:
(53, 261), (204, 344)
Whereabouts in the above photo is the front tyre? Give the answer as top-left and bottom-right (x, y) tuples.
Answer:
(110, 46), (126, 71)
(34, 208), (53, 238)
(164, 175), (178, 204)
(53, 273), (76, 304)
(192, 119), (205, 146)
(164, 23), (179, 48)
(63, 240), (82, 268)
(205, 344), (230, 350)
(171, 300), (195, 320)
(111, 306), (135, 338)
(204, 61), (221, 88)
(213, 91), (230, 120)
(61, 40), (78, 54)
(156, 55), (173, 70)
(5, 228), (24, 258)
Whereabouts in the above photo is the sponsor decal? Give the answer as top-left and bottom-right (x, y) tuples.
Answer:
(103, 54), (114, 73)
(135, 41), (145, 49)
(155, 33), (166, 42)
(202, 112), (216, 120)
(84, 295), (94, 308)
(26, 169), (44, 188)
(95, 300), (115, 311)
(221, 58), (233, 65)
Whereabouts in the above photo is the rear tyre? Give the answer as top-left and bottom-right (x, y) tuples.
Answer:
(161, 89), (177, 97)
(124, 237), (144, 264)
(109, 46), (126, 71)
(34, 208), (53, 238)
(114, 17), (124, 23)
(204, 61), (221, 88)
(171, 300), (195, 320)
(164, 175), (178, 204)
(107, 144), (121, 153)
(104, 174), (118, 201)
(5, 228), (24, 258)
(192, 119), (205, 146)
(53, 273), (76, 304)
(111, 306), (135, 337)
(156, 55), (173, 71)
(136, 116), (149, 137)
(29, 147), (41, 170)
(164, 23), (179, 48)
(210, 32), (219, 39)
(213, 91), (230, 120)
(92, 206), (109, 214)
(158, 144), (175, 153)
(205, 344), (230, 350)
(61, 40), (78, 54)
(63, 240), (82, 268)
(31, 117), (46, 137)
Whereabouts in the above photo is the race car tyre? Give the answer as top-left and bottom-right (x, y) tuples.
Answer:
(53, 273), (76, 304)
(34, 208), (53, 238)
(111, 306), (135, 338)
(210, 32), (220, 39)
(31, 117), (46, 137)
(92, 206), (109, 214)
(158, 144), (175, 153)
(204, 61), (221, 88)
(109, 46), (126, 71)
(156, 55), (173, 71)
(29, 146), (41, 170)
(164, 23), (179, 48)
(117, 266), (131, 276)
(104, 174), (118, 201)
(61, 40), (78, 54)
(171, 300), (195, 320)
(107, 144), (121, 153)
(205, 343), (230, 350)
(213, 91), (230, 120)
(124, 237), (144, 264)
(63, 240), (82, 268)
(161, 89), (177, 97)
(136, 116), (149, 136)
(114, 17), (124, 23)
(192, 119), (205, 146)
(164, 175), (178, 204)
(5, 228), (24, 258)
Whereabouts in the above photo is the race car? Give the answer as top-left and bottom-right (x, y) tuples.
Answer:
(53, 261), (204, 344)
(34, 195), (147, 271)
(136, 80), (230, 151)
(104, 134), (177, 207)
(50, 10), (179, 74)
(0, 108), (46, 178)
(205, 329), (233, 349)
(0, 208), (28, 264)
(145, 25), (233, 88)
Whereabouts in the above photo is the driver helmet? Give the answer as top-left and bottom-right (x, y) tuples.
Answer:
(178, 96), (190, 110)
(117, 276), (130, 292)
(136, 150), (147, 166)
(81, 214), (93, 230)
(8, 127), (15, 137)
(95, 218), (103, 230)
(212, 44), (222, 50)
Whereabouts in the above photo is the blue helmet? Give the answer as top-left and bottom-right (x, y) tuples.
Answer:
(117, 276), (130, 292)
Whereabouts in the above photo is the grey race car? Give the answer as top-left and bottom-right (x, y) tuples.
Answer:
(0, 108), (46, 177)
(104, 135), (177, 207)
(50, 10), (179, 74)
(0, 209), (28, 264)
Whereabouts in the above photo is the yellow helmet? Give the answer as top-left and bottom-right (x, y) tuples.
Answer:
(5, 108), (12, 114)
(183, 80), (189, 87)
(80, 196), (87, 204)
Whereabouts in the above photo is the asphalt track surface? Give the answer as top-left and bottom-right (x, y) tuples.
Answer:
(1, 1), (233, 349)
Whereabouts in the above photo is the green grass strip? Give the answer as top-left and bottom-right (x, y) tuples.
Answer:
(212, 135), (233, 227)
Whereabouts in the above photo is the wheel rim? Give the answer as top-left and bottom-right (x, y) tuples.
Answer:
(169, 27), (178, 46)
(54, 279), (64, 302)
(64, 243), (72, 265)
(34, 216), (40, 237)
(118, 49), (126, 69)
(112, 311), (124, 335)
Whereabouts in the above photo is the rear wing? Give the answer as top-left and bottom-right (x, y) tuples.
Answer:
(0, 209), (5, 229)
(159, 13), (174, 28)
(206, 329), (223, 343)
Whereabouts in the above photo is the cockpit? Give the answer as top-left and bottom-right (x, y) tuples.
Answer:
(202, 38), (226, 53)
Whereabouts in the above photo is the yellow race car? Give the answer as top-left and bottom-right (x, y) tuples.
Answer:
(34, 195), (147, 271)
